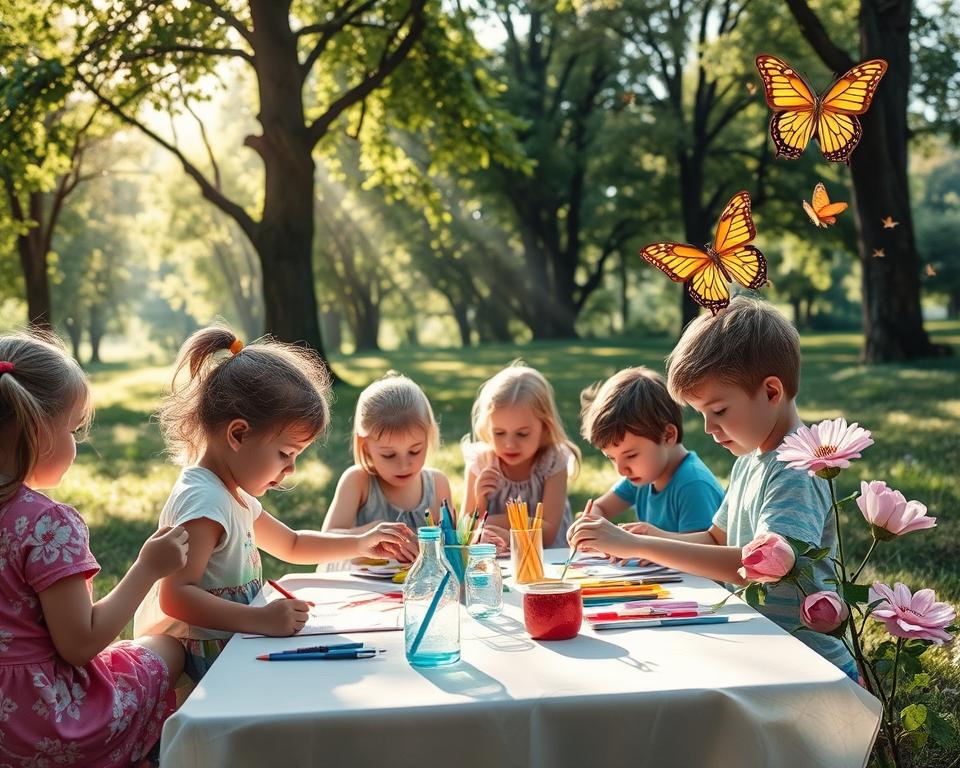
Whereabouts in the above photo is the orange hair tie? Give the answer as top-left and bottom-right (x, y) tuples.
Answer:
(229, 338), (244, 355)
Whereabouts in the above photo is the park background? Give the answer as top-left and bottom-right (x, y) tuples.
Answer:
(2, 1), (959, 765)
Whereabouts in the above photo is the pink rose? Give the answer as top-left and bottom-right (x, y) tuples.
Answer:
(738, 532), (796, 583)
(801, 591), (849, 633)
(870, 582), (956, 644)
(857, 480), (936, 540)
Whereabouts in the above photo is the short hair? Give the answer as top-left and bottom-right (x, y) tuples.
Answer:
(353, 372), (439, 475)
(580, 367), (684, 449)
(158, 324), (332, 465)
(666, 297), (800, 402)
(0, 329), (93, 503)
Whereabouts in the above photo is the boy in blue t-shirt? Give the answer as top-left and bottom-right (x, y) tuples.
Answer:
(568, 298), (856, 680)
(580, 366), (723, 532)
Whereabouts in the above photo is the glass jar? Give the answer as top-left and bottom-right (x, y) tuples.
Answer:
(465, 543), (503, 619)
(403, 526), (461, 667)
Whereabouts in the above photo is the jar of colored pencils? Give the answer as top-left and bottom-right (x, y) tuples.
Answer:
(510, 527), (544, 585)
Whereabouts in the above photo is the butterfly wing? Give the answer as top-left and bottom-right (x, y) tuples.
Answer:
(640, 242), (712, 283)
(815, 59), (887, 162)
(756, 55), (817, 158)
(821, 59), (887, 115)
(712, 191), (756, 253)
(687, 261), (731, 315)
(809, 182), (848, 224)
(803, 199), (826, 227)
(717, 245), (768, 291)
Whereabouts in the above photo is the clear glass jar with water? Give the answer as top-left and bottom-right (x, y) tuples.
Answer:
(465, 543), (503, 618)
(403, 526), (461, 667)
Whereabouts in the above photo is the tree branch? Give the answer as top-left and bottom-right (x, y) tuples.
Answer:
(120, 44), (255, 66)
(78, 75), (258, 244)
(306, 0), (426, 147)
(193, 0), (253, 45)
(782, 0), (854, 73)
(301, 0), (380, 75)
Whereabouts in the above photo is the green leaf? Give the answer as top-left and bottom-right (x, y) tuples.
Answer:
(804, 546), (832, 561)
(743, 582), (764, 609)
(841, 581), (870, 604)
(926, 710), (957, 748)
(901, 703), (928, 732)
(903, 638), (933, 657)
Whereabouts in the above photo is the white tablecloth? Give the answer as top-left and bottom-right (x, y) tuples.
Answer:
(160, 550), (881, 767)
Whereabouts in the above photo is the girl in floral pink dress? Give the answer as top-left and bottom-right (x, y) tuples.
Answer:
(0, 331), (190, 766)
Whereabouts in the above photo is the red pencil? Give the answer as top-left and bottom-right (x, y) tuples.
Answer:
(267, 579), (315, 607)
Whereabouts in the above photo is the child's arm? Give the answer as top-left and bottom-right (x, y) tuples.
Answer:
(159, 518), (309, 637)
(568, 513), (744, 584)
(40, 526), (189, 668)
(591, 490), (632, 521)
(321, 467), (381, 535)
(255, 510), (414, 564)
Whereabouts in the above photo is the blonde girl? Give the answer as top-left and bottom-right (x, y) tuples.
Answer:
(323, 372), (453, 561)
(462, 362), (581, 546)
(135, 327), (411, 681)
(0, 330), (188, 766)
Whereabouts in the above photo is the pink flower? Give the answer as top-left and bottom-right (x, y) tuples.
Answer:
(776, 417), (873, 478)
(870, 582), (956, 644)
(857, 480), (936, 540)
(738, 532), (796, 583)
(801, 591), (849, 633)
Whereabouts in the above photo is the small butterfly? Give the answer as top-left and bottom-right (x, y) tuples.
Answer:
(873, 248), (886, 258)
(755, 54), (887, 163)
(881, 216), (899, 229)
(803, 183), (848, 227)
(640, 191), (767, 315)
(926, 264), (937, 276)
(746, 81), (758, 96)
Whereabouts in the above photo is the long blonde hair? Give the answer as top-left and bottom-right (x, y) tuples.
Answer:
(352, 372), (439, 475)
(158, 324), (332, 465)
(469, 361), (580, 475)
(0, 330), (93, 504)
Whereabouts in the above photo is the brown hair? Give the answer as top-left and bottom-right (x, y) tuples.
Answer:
(468, 360), (581, 476)
(158, 324), (332, 465)
(0, 329), (93, 503)
(580, 367), (683, 448)
(666, 297), (801, 402)
(352, 372), (440, 475)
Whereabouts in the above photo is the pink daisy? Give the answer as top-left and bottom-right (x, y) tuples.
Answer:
(776, 417), (873, 478)
(870, 582), (955, 644)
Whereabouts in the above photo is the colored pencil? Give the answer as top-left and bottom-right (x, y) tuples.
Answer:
(267, 579), (315, 607)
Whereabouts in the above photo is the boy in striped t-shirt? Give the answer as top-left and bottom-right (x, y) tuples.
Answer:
(567, 297), (856, 679)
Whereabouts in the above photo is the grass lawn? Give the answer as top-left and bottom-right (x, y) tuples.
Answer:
(63, 321), (960, 766)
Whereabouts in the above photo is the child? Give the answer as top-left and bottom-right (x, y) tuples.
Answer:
(568, 298), (857, 679)
(134, 327), (412, 682)
(580, 366), (723, 533)
(0, 330), (189, 765)
(322, 372), (454, 562)
(462, 361), (581, 547)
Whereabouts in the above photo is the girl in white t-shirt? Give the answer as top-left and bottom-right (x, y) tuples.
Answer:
(135, 326), (412, 682)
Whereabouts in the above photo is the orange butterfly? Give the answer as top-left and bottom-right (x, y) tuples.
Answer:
(803, 183), (848, 227)
(640, 191), (767, 315)
(755, 54), (887, 163)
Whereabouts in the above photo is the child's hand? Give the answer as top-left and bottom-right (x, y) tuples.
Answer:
(479, 525), (507, 555)
(474, 466), (502, 512)
(567, 513), (644, 560)
(358, 522), (417, 562)
(137, 525), (189, 579)
(620, 521), (665, 537)
(257, 599), (310, 636)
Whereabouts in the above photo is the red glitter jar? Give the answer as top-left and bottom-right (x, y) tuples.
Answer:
(522, 581), (582, 640)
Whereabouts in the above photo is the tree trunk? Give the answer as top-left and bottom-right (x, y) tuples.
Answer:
(249, 0), (328, 362)
(948, 292), (959, 319)
(791, 297), (802, 326)
(851, 0), (946, 361)
(352, 299), (380, 351)
(16, 192), (52, 328)
(64, 316), (82, 360)
(679, 154), (709, 330)
(88, 303), (105, 364)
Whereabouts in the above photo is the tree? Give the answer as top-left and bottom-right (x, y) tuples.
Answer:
(783, 0), (951, 361)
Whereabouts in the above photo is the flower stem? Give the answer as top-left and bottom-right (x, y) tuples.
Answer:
(851, 538), (878, 584)
(884, 639), (905, 767)
(828, 478), (849, 585)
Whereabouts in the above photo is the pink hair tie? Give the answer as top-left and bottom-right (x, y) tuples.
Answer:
(0, 361), (13, 375)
